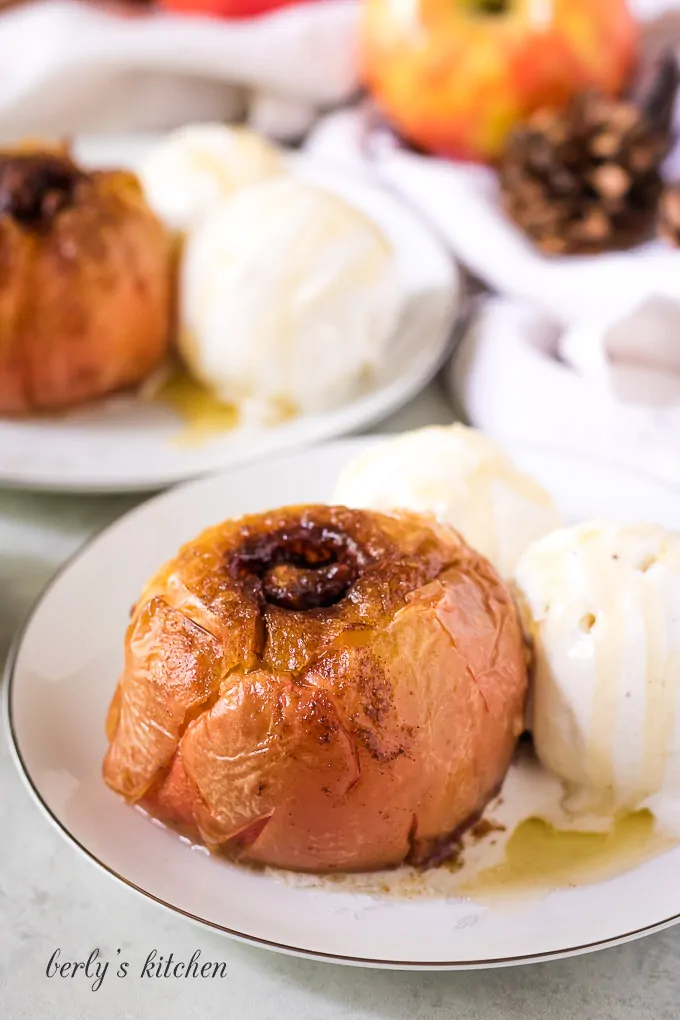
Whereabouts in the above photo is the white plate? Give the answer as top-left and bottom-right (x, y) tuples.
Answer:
(7, 438), (680, 970)
(0, 136), (459, 494)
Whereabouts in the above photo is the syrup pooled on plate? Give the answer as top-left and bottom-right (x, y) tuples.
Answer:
(460, 809), (674, 902)
(455, 749), (677, 902)
(152, 366), (238, 446)
(149, 365), (303, 446)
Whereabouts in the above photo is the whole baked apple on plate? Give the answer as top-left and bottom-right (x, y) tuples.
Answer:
(0, 130), (460, 493)
(7, 429), (680, 969)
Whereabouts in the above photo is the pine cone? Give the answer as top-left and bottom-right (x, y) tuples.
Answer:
(658, 184), (680, 246)
(500, 57), (679, 256)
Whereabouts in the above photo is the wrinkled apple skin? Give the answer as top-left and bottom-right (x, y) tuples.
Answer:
(0, 157), (171, 414)
(103, 506), (528, 872)
(361, 0), (638, 163)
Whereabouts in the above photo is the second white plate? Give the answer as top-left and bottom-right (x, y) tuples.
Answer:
(0, 137), (459, 493)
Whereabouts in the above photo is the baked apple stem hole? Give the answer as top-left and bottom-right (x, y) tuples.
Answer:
(229, 524), (365, 611)
(0, 153), (84, 228)
(473, 0), (508, 14)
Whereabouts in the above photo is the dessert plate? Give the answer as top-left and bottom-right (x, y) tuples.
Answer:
(7, 438), (680, 970)
(0, 136), (460, 494)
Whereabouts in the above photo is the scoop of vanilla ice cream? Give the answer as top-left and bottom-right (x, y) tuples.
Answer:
(515, 521), (680, 836)
(334, 425), (561, 578)
(139, 124), (283, 233)
(179, 177), (401, 423)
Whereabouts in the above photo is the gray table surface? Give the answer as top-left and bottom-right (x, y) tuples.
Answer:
(2, 382), (679, 1020)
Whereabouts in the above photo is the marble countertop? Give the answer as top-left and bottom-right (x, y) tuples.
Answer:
(2, 381), (680, 1020)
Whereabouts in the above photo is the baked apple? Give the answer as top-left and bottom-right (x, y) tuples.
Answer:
(103, 506), (528, 872)
(0, 146), (172, 414)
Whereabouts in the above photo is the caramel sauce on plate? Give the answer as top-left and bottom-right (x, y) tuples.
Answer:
(151, 368), (238, 447)
(148, 366), (301, 447)
(460, 809), (674, 901)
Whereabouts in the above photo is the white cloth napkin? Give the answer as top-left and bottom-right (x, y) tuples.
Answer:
(0, 0), (359, 140)
(448, 294), (680, 489)
(307, 103), (680, 327)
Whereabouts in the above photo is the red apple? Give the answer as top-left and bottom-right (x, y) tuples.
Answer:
(361, 0), (638, 163)
(158, 0), (317, 18)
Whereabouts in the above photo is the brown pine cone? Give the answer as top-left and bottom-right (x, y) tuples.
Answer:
(500, 56), (679, 256)
(658, 184), (680, 246)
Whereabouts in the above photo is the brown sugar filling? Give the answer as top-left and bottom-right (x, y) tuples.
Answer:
(227, 523), (371, 611)
(0, 153), (85, 228)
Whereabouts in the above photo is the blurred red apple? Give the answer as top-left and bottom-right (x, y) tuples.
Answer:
(361, 0), (638, 163)
(158, 0), (316, 17)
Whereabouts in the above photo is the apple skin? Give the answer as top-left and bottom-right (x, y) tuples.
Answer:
(157, 0), (316, 18)
(361, 0), (638, 163)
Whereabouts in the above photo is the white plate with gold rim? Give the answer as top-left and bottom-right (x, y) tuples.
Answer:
(0, 136), (459, 494)
(6, 438), (680, 969)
